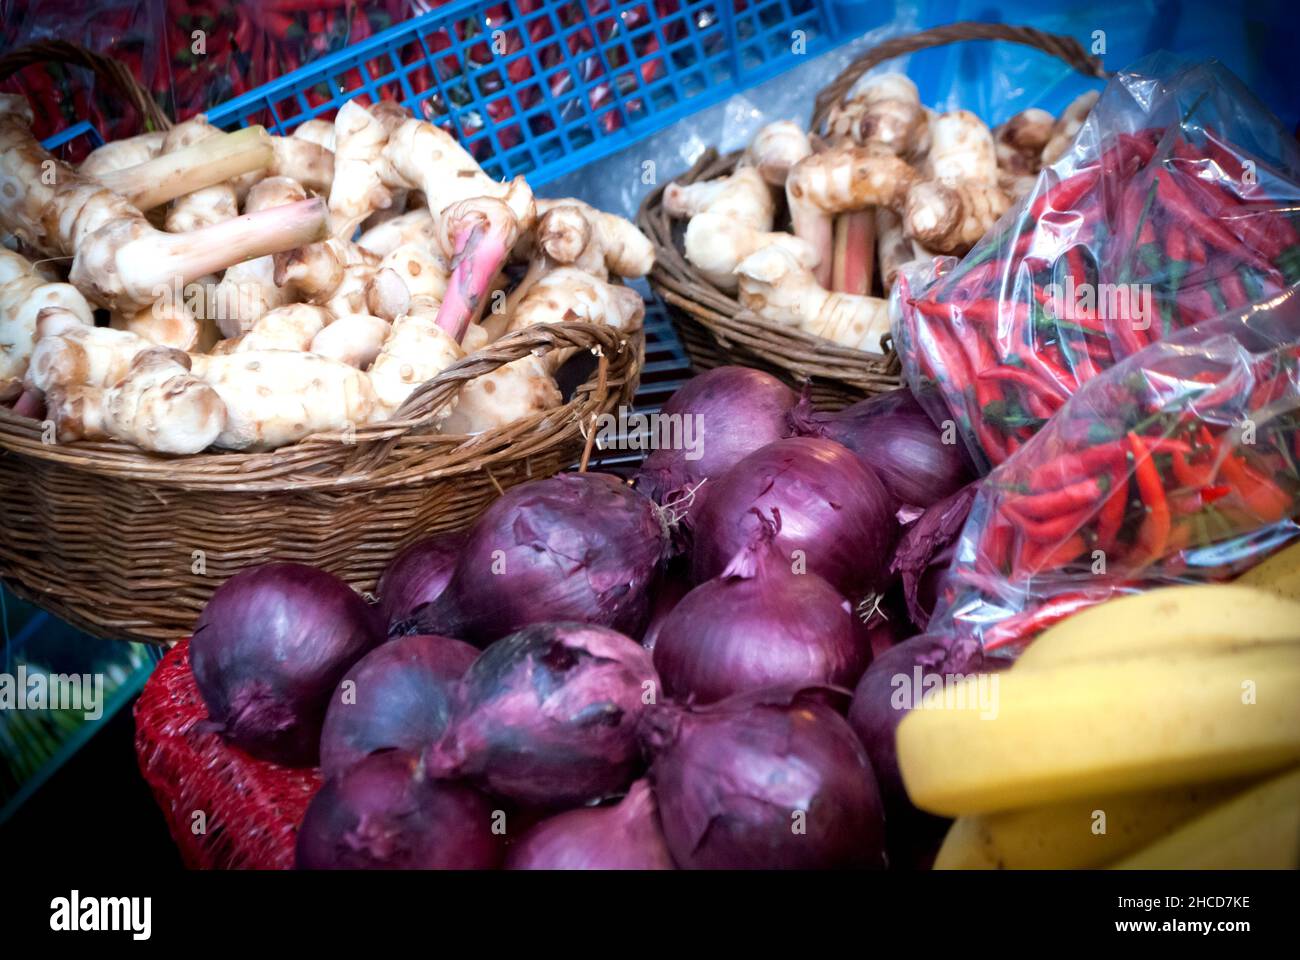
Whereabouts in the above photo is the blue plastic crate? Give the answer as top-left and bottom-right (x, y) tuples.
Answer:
(203, 0), (877, 185)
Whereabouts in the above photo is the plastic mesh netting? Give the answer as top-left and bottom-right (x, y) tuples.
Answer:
(133, 640), (321, 870)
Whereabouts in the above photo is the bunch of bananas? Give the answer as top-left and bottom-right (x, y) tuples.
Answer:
(895, 548), (1300, 870)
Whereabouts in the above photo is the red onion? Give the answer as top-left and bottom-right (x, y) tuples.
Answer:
(319, 634), (479, 779)
(634, 366), (797, 519)
(377, 530), (465, 629)
(641, 687), (886, 869)
(640, 564), (692, 654)
(395, 473), (666, 645)
(847, 633), (1001, 810)
(426, 622), (659, 808)
(891, 483), (978, 630)
(295, 750), (502, 870)
(790, 389), (971, 513)
(504, 780), (674, 870)
(690, 437), (899, 599)
(190, 563), (382, 766)
(654, 522), (868, 703)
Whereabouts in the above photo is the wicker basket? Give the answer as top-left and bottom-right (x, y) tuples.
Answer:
(0, 46), (642, 645)
(639, 21), (1108, 408)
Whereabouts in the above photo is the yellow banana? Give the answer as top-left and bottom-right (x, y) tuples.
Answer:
(934, 779), (1249, 870)
(1114, 766), (1300, 869)
(897, 643), (1300, 816)
(1015, 584), (1300, 670)
(1237, 541), (1300, 602)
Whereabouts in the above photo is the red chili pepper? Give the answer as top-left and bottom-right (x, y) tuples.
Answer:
(1166, 225), (1188, 264)
(1178, 286), (1218, 326)
(1129, 432), (1172, 564)
(1060, 332), (1102, 382)
(954, 298), (1029, 328)
(976, 366), (1065, 407)
(1219, 270), (1249, 310)
(1028, 167), (1100, 221)
(1003, 503), (1092, 544)
(1200, 484), (1231, 503)
(1080, 336), (1114, 362)
(267, 0), (348, 10)
(1014, 343), (1077, 398)
(1156, 174), (1273, 271)
(1248, 370), (1290, 410)
(982, 592), (1104, 653)
(909, 297), (955, 320)
(1022, 533), (1088, 571)
(1029, 440), (1130, 489)
(1218, 454), (1291, 523)
(1095, 470), (1129, 551)
(1142, 436), (1194, 456)
(1006, 476), (1107, 519)
(1172, 448), (1216, 489)
(976, 517), (1015, 577)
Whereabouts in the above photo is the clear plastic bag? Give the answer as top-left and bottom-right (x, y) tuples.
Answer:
(894, 54), (1300, 473)
(924, 287), (1300, 659)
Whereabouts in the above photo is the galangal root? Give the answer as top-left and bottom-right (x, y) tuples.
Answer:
(822, 73), (930, 293)
(46, 347), (226, 454)
(662, 76), (1097, 350)
(667, 162), (816, 292)
(0, 247), (93, 393)
(0, 94), (328, 314)
(4, 87), (651, 455)
(735, 244), (891, 353)
(994, 108), (1054, 200)
(1041, 91), (1100, 166)
(329, 100), (535, 341)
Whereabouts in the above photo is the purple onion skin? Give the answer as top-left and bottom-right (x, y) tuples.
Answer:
(295, 750), (502, 870)
(890, 483), (978, 630)
(790, 389), (972, 512)
(505, 780), (675, 870)
(690, 437), (899, 599)
(634, 366), (797, 516)
(847, 633), (1002, 815)
(426, 622), (659, 809)
(399, 473), (665, 646)
(377, 530), (466, 629)
(654, 552), (868, 704)
(318, 634), (480, 780)
(190, 563), (383, 767)
(643, 688), (886, 869)
(640, 566), (691, 654)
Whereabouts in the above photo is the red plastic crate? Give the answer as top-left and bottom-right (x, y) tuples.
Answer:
(133, 640), (321, 870)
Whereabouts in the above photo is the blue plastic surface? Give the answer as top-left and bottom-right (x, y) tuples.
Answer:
(911, 0), (1297, 127)
(202, 0), (870, 186)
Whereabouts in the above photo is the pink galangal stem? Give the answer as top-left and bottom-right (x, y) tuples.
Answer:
(834, 210), (876, 296)
(433, 219), (511, 344)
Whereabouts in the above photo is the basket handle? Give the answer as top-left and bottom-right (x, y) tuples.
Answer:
(339, 319), (634, 472)
(811, 21), (1109, 133)
(0, 39), (173, 133)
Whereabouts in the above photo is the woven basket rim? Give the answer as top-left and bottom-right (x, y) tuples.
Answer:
(0, 320), (641, 492)
(637, 20), (1108, 394)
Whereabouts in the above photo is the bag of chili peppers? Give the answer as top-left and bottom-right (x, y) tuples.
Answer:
(894, 54), (1300, 474)
(922, 286), (1300, 660)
